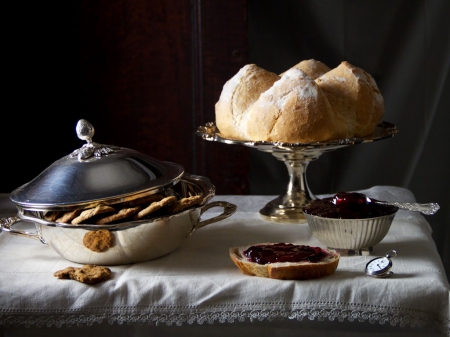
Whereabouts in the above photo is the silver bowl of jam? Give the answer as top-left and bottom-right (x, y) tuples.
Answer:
(302, 192), (398, 256)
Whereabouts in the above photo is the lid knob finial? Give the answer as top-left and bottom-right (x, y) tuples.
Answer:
(76, 119), (95, 143)
(70, 119), (115, 161)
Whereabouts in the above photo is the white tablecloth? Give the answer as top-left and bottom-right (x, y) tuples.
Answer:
(0, 186), (449, 337)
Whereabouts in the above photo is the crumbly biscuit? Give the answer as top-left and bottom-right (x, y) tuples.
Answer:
(53, 264), (112, 284)
(54, 266), (76, 279)
(95, 206), (142, 224)
(72, 205), (116, 225)
(83, 229), (114, 252)
(56, 209), (82, 223)
(166, 195), (203, 214)
(121, 194), (165, 207)
(133, 196), (177, 219)
(44, 211), (64, 222)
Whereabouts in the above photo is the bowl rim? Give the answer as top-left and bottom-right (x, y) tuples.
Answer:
(303, 210), (397, 221)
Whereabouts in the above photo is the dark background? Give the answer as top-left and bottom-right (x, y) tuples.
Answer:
(4, 0), (449, 280)
(247, 0), (450, 281)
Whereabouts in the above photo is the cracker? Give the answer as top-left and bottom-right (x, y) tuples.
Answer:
(83, 229), (114, 252)
(166, 195), (203, 214)
(121, 194), (165, 207)
(44, 211), (64, 222)
(56, 209), (82, 223)
(72, 205), (116, 225)
(95, 206), (142, 224)
(54, 264), (112, 284)
(133, 196), (177, 219)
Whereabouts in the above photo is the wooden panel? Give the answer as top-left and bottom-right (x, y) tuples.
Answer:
(194, 0), (250, 194)
(78, 0), (250, 195)
(78, 0), (194, 164)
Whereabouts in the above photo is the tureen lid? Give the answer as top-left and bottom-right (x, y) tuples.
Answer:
(10, 119), (184, 210)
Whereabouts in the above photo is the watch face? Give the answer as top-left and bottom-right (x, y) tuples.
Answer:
(366, 257), (392, 276)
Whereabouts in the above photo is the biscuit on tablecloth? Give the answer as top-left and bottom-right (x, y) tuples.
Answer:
(83, 229), (114, 252)
(132, 196), (177, 220)
(54, 264), (112, 284)
(72, 205), (116, 224)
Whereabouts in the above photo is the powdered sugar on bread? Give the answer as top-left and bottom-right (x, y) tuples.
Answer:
(281, 59), (331, 79)
(316, 61), (384, 138)
(245, 68), (348, 142)
(215, 64), (280, 139)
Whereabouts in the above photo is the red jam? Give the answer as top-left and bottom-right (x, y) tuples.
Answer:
(243, 243), (327, 265)
(302, 192), (398, 219)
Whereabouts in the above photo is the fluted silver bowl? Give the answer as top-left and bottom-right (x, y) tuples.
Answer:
(304, 211), (397, 256)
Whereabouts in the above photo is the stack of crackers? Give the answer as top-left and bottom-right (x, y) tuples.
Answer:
(50, 192), (204, 283)
(44, 193), (203, 225)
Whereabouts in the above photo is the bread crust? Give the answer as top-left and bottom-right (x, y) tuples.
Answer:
(215, 64), (280, 139)
(229, 243), (340, 280)
(215, 60), (384, 142)
(245, 68), (349, 142)
(315, 61), (384, 138)
(281, 59), (331, 79)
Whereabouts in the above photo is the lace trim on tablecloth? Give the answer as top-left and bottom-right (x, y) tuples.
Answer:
(1, 302), (449, 335)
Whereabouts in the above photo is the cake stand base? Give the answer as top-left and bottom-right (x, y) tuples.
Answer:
(259, 197), (309, 223)
(257, 146), (342, 223)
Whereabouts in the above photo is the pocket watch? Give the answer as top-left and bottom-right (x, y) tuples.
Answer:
(365, 250), (397, 278)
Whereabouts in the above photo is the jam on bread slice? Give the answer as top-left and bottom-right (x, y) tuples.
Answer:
(230, 243), (339, 280)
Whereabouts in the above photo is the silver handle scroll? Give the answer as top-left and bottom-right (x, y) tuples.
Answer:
(375, 201), (440, 215)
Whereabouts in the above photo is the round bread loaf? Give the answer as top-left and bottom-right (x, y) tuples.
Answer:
(315, 61), (384, 138)
(214, 60), (385, 142)
(281, 58), (331, 79)
(229, 243), (340, 280)
(215, 64), (280, 139)
(245, 68), (349, 143)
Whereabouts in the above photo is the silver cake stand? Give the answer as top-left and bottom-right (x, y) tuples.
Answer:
(196, 121), (398, 223)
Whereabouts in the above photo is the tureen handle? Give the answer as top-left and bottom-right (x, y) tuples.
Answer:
(186, 201), (237, 237)
(0, 216), (47, 244)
